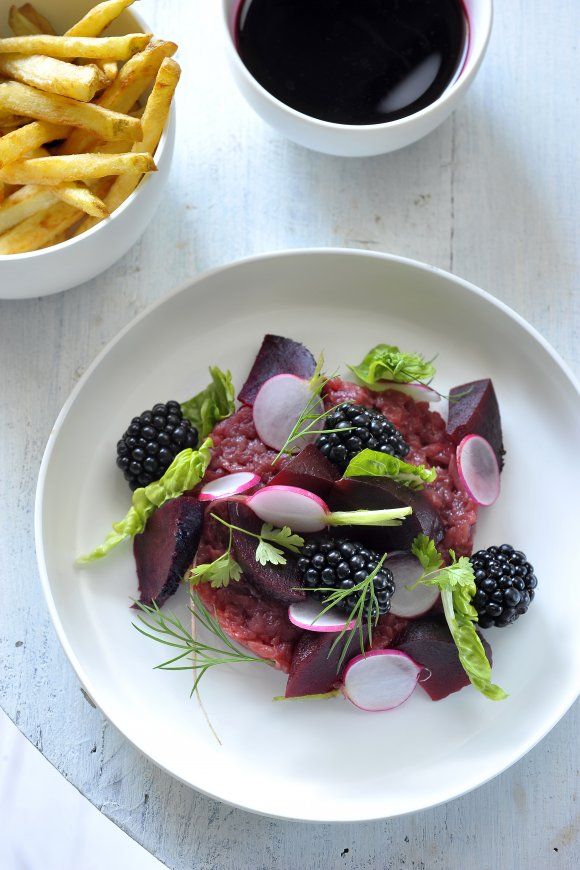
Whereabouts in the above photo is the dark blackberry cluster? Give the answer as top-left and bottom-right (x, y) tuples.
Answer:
(316, 403), (410, 471)
(116, 401), (198, 490)
(471, 545), (538, 628)
(298, 536), (395, 619)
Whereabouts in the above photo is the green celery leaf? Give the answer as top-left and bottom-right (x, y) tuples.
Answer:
(260, 523), (305, 553)
(348, 343), (436, 388)
(411, 533), (444, 574)
(77, 438), (212, 564)
(255, 539), (287, 566)
(181, 367), (235, 439)
(344, 449), (437, 490)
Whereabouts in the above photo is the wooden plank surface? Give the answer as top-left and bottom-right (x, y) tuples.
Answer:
(0, 1), (578, 868)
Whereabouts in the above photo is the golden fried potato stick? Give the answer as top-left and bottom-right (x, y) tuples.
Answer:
(0, 81), (143, 141)
(17, 4), (56, 34)
(95, 59), (117, 85)
(51, 181), (109, 218)
(0, 182), (56, 233)
(9, 4), (55, 37)
(0, 177), (111, 252)
(0, 33), (151, 61)
(0, 120), (68, 168)
(0, 54), (107, 101)
(57, 38), (176, 155)
(65, 0), (137, 37)
(77, 58), (179, 234)
(0, 151), (156, 184)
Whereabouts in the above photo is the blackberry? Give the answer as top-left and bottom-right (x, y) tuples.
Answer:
(316, 403), (410, 471)
(297, 536), (395, 619)
(470, 544), (538, 628)
(116, 401), (198, 491)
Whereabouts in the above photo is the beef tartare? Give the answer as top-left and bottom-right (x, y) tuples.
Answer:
(81, 334), (536, 712)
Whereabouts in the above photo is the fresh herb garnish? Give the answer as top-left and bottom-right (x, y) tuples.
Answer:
(211, 513), (305, 566)
(349, 344), (436, 389)
(409, 535), (507, 701)
(189, 528), (242, 588)
(133, 593), (267, 693)
(181, 367), (235, 439)
(306, 554), (387, 670)
(77, 439), (213, 564)
(343, 449), (437, 490)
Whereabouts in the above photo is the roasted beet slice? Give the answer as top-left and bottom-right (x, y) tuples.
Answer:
(269, 444), (340, 499)
(229, 501), (305, 604)
(238, 334), (317, 405)
(328, 476), (443, 552)
(447, 378), (505, 470)
(285, 631), (361, 698)
(134, 496), (204, 607)
(396, 617), (492, 701)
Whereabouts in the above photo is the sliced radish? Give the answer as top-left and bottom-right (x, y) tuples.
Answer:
(456, 434), (500, 506)
(252, 373), (324, 452)
(198, 472), (261, 502)
(386, 551), (440, 618)
(342, 650), (423, 712)
(247, 485), (412, 533)
(373, 381), (441, 403)
(288, 600), (356, 633)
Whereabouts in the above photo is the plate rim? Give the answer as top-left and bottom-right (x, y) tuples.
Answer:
(34, 247), (580, 821)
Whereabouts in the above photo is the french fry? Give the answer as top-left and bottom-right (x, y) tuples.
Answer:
(0, 120), (68, 168)
(0, 182), (5, 203)
(65, 0), (136, 38)
(0, 34), (151, 61)
(17, 4), (56, 35)
(96, 59), (117, 85)
(0, 151), (156, 184)
(0, 55), (107, 101)
(0, 81), (143, 141)
(8, 4), (55, 36)
(51, 181), (109, 218)
(0, 178), (110, 252)
(57, 38), (176, 155)
(0, 183), (56, 233)
(85, 58), (178, 228)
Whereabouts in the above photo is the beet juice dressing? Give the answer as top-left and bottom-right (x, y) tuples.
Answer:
(235, 0), (468, 125)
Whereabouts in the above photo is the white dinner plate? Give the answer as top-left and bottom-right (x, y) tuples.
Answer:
(35, 249), (580, 821)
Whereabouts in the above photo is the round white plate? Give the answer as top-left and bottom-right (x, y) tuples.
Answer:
(35, 249), (580, 822)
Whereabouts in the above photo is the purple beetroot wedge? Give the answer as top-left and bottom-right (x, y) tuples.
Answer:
(285, 631), (361, 698)
(396, 618), (493, 701)
(134, 496), (205, 608)
(269, 444), (340, 499)
(447, 378), (505, 470)
(238, 334), (317, 405)
(228, 502), (306, 604)
(328, 475), (443, 552)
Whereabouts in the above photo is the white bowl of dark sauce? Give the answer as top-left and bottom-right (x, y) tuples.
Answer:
(222, 0), (492, 157)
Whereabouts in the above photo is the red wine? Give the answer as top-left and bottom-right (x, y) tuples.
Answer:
(236, 0), (468, 126)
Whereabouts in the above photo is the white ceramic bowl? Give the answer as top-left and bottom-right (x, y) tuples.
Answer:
(222, 0), (493, 157)
(0, 0), (176, 300)
(36, 249), (580, 821)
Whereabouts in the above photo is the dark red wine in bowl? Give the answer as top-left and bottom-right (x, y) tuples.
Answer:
(221, 0), (492, 156)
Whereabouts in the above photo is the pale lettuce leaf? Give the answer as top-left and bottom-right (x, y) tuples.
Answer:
(344, 449), (436, 489)
(181, 367), (235, 438)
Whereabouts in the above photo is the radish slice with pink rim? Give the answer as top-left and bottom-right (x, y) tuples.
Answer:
(252, 373), (324, 452)
(386, 552), (440, 618)
(246, 485), (412, 533)
(288, 600), (356, 633)
(372, 381), (441, 403)
(198, 472), (261, 502)
(456, 434), (500, 506)
(342, 650), (423, 712)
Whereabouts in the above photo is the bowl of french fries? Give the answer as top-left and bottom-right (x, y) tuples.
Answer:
(0, 0), (179, 299)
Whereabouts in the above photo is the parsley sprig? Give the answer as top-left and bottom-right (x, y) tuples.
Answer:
(189, 513), (305, 589)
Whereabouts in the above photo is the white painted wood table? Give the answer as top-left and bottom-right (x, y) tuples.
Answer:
(1, 1), (578, 868)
